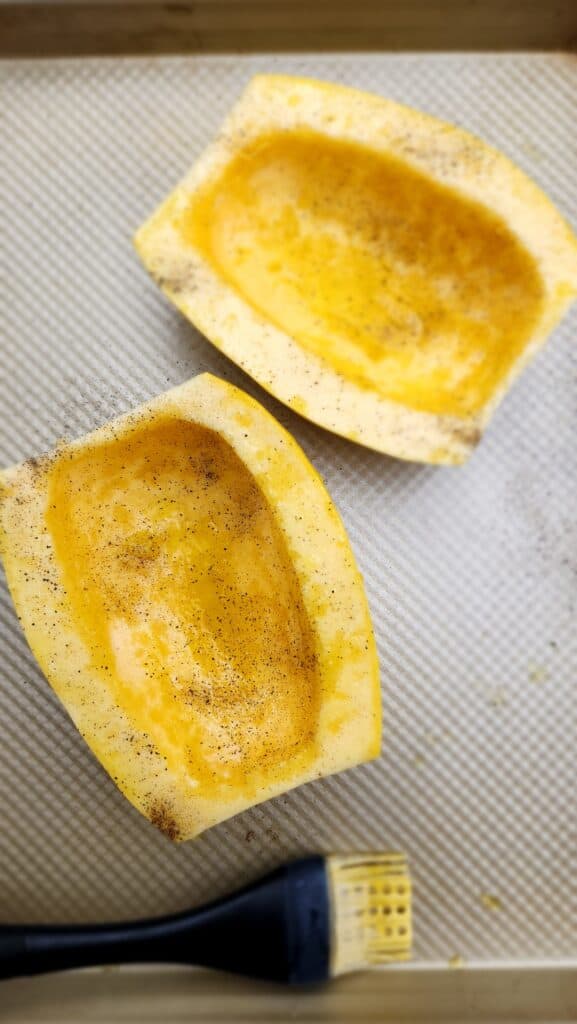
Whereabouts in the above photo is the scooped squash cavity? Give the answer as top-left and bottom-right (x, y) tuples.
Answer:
(135, 75), (577, 464)
(0, 374), (380, 840)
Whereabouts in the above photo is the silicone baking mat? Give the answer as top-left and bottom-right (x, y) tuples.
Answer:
(1, 52), (576, 964)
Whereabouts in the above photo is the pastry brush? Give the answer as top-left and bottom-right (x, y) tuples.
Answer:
(0, 853), (411, 984)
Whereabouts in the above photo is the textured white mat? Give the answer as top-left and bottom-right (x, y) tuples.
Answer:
(1, 52), (576, 963)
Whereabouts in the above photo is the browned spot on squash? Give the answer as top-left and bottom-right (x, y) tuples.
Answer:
(449, 423), (482, 448)
(150, 801), (181, 841)
(155, 267), (198, 296)
(25, 455), (49, 477)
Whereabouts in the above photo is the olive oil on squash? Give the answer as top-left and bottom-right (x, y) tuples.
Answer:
(184, 130), (544, 418)
(46, 418), (321, 797)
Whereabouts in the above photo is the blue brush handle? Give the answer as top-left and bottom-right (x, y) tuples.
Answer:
(0, 856), (330, 985)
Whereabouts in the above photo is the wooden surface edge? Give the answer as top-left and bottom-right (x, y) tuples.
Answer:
(3, 964), (577, 1023)
(1, 0), (576, 59)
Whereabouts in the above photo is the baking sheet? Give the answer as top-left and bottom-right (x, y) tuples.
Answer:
(1, 52), (576, 966)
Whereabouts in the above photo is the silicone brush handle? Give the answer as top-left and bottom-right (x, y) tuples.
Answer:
(0, 856), (330, 985)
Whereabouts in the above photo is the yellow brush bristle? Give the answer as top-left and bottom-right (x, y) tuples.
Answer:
(327, 852), (412, 976)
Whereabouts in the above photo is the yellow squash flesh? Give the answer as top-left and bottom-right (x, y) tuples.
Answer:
(0, 374), (380, 840)
(135, 75), (577, 465)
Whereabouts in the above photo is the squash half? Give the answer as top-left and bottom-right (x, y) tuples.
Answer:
(0, 374), (380, 840)
(135, 75), (577, 465)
